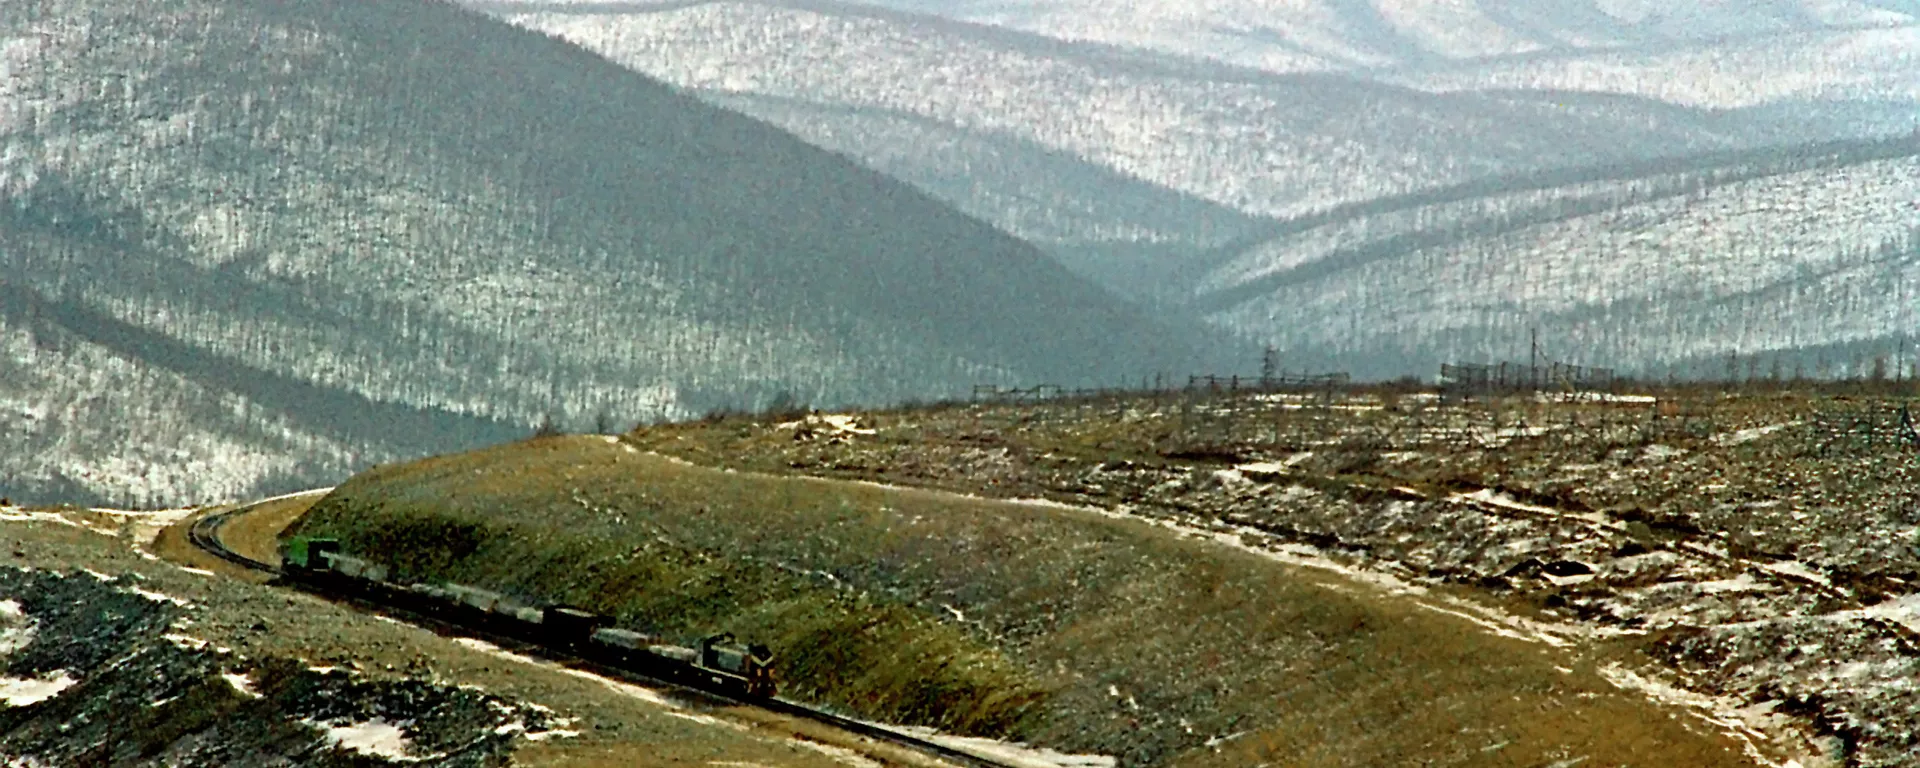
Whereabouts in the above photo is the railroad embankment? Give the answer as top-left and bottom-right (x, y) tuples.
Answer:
(291, 433), (1758, 767)
(2, 502), (902, 768)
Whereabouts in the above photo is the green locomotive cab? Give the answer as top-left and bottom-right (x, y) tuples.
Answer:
(281, 537), (341, 573)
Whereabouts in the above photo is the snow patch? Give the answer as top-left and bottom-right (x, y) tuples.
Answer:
(493, 718), (582, 742)
(127, 586), (192, 607)
(1759, 560), (1832, 588)
(450, 637), (683, 709)
(1642, 444), (1689, 461)
(305, 718), (444, 762)
(0, 671), (75, 706)
(1534, 391), (1658, 404)
(0, 601), (27, 659)
(223, 672), (259, 698)
(1598, 665), (1799, 767)
(856, 721), (1115, 768)
(1714, 423), (1800, 446)
(664, 710), (752, 732)
(785, 739), (883, 768)
(163, 634), (211, 650)
(779, 413), (878, 438)
(1452, 488), (1613, 527)
(1695, 573), (1777, 595)
(940, 491), (1589, 648)
(1845, 593), (1920, 634)
(0, 510), (89, 530)
(1233, 461), (1289, 480)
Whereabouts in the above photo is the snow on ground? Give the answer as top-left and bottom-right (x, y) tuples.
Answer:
(0, 599), (33, 656)
(1534, 392), (1659, 404)
(0, 671), (76, 707)
(86, 506), (202, 549)
(805, 0), (1917, 76)
(783, 739), (884, 768)
(1758, 560), (1833, 589)
(1597, 664), (1803, 768)
(1399, 24), (1920, 112)
(1451, 488), (1614, 528)
(777, 413), (879, 438)
(304, 718), (444, 762)
(662, 710), (752, 732)
(1233, 461), (1290, 480)
(856, 720), (1113, 768)
(1013, 495), (1594, 650)
(448, 637), (684, 710)
(1847, 593), (1920, 634)
(1692, 573), (1777, 596)
(1714, 423), (1801, 447)
(222, 672), (259, 698)
(0, 508), (117, 536)
(126, 586), (192, 607)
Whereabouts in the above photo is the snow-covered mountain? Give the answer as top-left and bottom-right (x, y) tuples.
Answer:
(480, 1), (1920, 304)
(0, 0), (1228, 506)
(812, 0), (1920, 75)
(475, 0), (1920, 372)
(1186, 136), (1920, 377)
(494, 1), (1860, 225)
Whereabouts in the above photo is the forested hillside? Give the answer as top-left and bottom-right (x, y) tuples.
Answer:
(0, 0), (1230, 505)
(815, 0), (1920, 75)
(484, 0), (1915, 303)
(1187, 136), (1920, 377)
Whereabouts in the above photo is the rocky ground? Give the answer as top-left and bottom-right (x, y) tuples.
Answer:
(0, 502), (981, 767)
(629, 388), (1920, 767)
(0, 543), (552, 765)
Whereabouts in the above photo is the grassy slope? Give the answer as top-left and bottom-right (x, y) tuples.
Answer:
(292, 435), (1752, 767)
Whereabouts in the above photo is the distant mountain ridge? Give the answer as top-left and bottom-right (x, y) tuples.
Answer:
(480, 1), (1920, 299)
(803, 0), (1920, 74)
(1189, 135), (1920, 377)
(0, 0), (1231, 505)
(482, 0), (1920, 375)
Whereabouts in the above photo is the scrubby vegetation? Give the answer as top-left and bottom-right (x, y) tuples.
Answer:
(624, 384), (1920, 765)
(292, 433), (1755, 767)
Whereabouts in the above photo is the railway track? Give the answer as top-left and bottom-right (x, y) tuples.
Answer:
(187, 500), (1019, 768)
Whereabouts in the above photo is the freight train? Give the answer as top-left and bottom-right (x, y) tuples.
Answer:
(279, 537), (776, 698)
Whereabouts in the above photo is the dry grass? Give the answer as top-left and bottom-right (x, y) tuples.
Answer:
(293, 434), (1759, 766)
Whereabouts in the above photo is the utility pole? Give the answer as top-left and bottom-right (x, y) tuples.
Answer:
(1529, 328), (1540, 393)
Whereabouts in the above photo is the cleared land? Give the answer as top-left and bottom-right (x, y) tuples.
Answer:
(292, 432), (1768, 767)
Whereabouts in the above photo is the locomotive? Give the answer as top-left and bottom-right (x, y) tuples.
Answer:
(279, 537), (776, 698)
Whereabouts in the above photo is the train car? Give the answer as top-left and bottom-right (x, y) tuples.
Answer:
(697, 633), (777, 698)
(280, 537), (341, 576)
(322, 552), (390, 584)
(275, 536), (778, 699)
(542, 606), (606, 649)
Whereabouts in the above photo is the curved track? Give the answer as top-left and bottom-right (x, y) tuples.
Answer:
(188, 502), (1018, 768)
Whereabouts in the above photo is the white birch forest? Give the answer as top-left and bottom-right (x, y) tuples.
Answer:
(0, 0), (1228, 505)
(4, 0), (1918, 505)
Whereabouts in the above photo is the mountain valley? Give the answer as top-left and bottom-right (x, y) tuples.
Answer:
(0, 0), (1224, 505)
